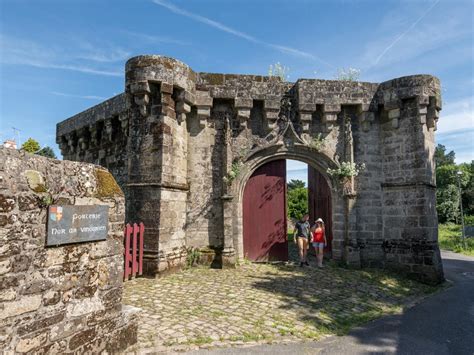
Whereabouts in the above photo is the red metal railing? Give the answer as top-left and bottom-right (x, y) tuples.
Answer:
(124, 222), (144, 281)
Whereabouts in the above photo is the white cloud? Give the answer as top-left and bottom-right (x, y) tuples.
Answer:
(122, 30), (190, 46)
(454, 152), (474, 164)
(287, 159), (308, 171)
(51, 91), (107, 100)
(372, 0), (441, 66)
(436, 96), (474, 164)
(0, 34), (124, 77)
(151, 0), (333, 68)
(360, 2), (472, 71)
(437, 96), (474, 133)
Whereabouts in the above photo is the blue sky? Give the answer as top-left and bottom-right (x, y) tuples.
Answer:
(1, 0), (472, 183)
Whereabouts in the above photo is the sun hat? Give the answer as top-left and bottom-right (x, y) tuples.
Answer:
(316, 218), (324, 223)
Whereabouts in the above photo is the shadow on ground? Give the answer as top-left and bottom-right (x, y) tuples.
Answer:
(249, 246), (440, 337)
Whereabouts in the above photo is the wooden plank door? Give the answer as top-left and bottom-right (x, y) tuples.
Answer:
(308, 166), (332, 252)
(243, 159), (288, 261)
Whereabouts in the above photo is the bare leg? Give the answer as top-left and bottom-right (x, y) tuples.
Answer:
(302, 238), (308, 262)
(297, 237), (304, 262)
(317, 246), (324, 267)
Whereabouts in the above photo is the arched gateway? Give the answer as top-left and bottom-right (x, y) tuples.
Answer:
(57, 55), (444, 284)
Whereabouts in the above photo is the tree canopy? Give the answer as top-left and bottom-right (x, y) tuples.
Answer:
(21, 138), (40, 153)
(36, 146), (57, 159)
(287, 179), (306, 190)
(287, 187), (308, 221)
(435, 144), (473, 223)
(435, 144), (456, 167)
(20, 137), (57, 160)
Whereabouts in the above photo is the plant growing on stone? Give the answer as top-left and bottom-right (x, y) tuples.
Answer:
(186, 247), (201, 268)
(224, 160), (243, 185)
(238, 146), (252, 159)
(335, 67), (361, 81)
(38, 193), (54, 208)
(327, 162), (365, 179)
(308, 133), (326, 151)
(268, 62), (289, 81)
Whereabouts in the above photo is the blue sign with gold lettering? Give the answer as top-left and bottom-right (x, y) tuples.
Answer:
(47, 205), (109, 246)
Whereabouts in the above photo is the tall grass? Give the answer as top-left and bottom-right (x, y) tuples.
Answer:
(438, 223), (474, 256)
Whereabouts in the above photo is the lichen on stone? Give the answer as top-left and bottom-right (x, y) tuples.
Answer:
(25, 170), (47, 193)
(94, 168), (124, 198)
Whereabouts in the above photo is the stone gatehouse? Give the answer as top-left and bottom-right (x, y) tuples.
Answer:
(57, 55), (444, 284)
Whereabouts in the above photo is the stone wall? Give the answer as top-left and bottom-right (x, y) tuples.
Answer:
(56, 55), (444, 284)
(0, 148), (137, 353)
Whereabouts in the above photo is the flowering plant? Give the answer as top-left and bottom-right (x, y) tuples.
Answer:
(327, 162), (365, 179)
(308, 133), (326, 151)
(223, 161), (243, 185)
(335, 67), (361, 81)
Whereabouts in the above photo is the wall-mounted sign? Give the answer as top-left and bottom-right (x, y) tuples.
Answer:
(47, 205), (109, 246)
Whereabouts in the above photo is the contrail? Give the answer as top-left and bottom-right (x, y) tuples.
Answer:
(151, 0), (334, 68)
(374, 0), (441, 66)
(51, 91), (107, 100)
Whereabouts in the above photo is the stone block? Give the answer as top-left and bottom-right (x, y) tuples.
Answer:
(234, 98), (253, 108)
(263, 100), (280, 110)
(160, 82), (173, 94)
(69, 328), (97, 350)
(130, 81), (150, 94)
(322, 103), (341, 113)
(0, 295), (42, 320)
(388, 108), (400, 119)
(15, 332), (47, 353)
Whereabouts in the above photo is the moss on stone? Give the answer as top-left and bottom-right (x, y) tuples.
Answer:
(203, 73), (224, 85)
(95, 169), (124, 198)
(32, 184), (48, 193)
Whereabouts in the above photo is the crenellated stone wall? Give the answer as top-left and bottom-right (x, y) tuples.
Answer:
(56, 55), (444, 284)
(0, 148), (137, 353)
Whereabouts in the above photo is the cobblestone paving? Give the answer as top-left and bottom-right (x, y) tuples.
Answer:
(122, 250), (437, 354)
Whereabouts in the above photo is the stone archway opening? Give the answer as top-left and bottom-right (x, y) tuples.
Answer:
(240, 154), (335, 264)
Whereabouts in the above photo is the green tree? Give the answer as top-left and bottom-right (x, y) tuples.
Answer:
(36, 146), (57, 159)
(460, 161), (474, 216)
(287, 179), (305, 190)
(436, 164), (470, 188)
(437, 185), (461, 223)
(287, 187), (308, 221)
(435, 145), (472, 223)
(435, 144), (455, 167)
(21, 138), (40, 153)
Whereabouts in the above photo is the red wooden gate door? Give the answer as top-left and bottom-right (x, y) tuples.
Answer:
(243, 159), (288, 261)
(308, 166), (332, 252)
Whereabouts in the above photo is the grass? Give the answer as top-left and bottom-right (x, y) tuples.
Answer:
(287, 233), (294, 242)
(330, 305), (403, 336)
(188, 336), (213, 346)
(438, 223), (474, 256)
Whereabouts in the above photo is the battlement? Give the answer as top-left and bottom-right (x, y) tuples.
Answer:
(57, 55), (441, 148)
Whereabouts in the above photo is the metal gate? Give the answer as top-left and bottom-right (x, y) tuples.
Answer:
(243, 159), (288, 261)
